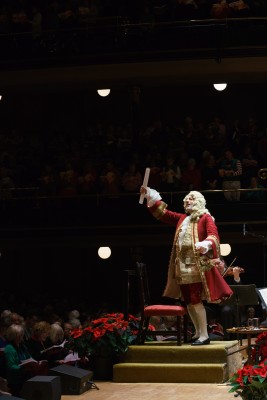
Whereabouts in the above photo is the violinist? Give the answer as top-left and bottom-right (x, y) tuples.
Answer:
(212, 257), (243, 282)
(206, 257), (244, 340)
(220, 258), (245, 278)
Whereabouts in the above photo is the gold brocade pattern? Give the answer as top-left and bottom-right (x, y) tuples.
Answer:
(174, 219), (201, 284)
(193, 229), (221, 302)
(151, 201), (168, 219)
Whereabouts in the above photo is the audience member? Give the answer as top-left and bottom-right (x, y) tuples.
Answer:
(63, 322), (73, 340)
(240, 143), (259, 186)
(25, 321), (51, 362)
(0, 317), (8, 378)
(38, 163), (59, 196)
(59, 160), (78, 197)
(218, 149), (242, 201)
(201, 152), (220, 190)
(4, 324), (48, 396)
(160, 155), (181, 191)
(11, 4), (30, 33)
(230, 118), (246, 154)
(29, 6), (43, 38)
(99, 159), (121, 197)
(205, 116), (227, 158)
(210, 0), (231, 18)
(77, 160), (98, 195)
(23, 309), (40, 341)
(146, 158), (162, 190)
(228, 0), (250, 17)
(180, 116), (202, 161)
(42, 304), (63, 325)
(121, 161), (143, 193)
(180, 157), (202, 191)
(43, 323), (69, 366)
(46, 323), (65, 347)
(68, 309), (82, 329)
(244, 176), (266, 202)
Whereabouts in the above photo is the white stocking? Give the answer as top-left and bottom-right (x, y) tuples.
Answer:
(192, 302), (209, 341)
(187, 303), (200, 339)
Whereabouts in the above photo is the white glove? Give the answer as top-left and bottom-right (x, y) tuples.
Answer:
(195, 240), (212, 254)
(145, 187), (162, 207)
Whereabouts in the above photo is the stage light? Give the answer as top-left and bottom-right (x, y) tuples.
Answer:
(213, 83), (227, 91)
(97, 89), (110, 97)
(98, 246), (111, 259)
(220, 243), (231, 256)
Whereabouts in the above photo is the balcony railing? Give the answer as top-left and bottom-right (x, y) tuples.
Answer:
(0, 187), (266, 234)
(1, 17), (267, 69)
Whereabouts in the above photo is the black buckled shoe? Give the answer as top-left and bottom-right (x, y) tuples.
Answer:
(191, 337), (210, 346)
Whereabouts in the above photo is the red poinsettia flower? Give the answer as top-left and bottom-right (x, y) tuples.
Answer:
(66, 312), (144, 357)
(252, 364), (267, 378)
(229, 332), (267, 399)
(70, 328), (84, 338)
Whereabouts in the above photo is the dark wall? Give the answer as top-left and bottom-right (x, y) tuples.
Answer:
(0, 235), (265, 314)
(0, 83), (266, 135)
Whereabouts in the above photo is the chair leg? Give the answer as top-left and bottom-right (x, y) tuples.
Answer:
(176, 316), (181, 346)
(183, 314), (189, 343)
(137, 316), (150, 344)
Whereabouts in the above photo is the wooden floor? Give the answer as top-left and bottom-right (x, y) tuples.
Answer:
(62, 381), (235, 400)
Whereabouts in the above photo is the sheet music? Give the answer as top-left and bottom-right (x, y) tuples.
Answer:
(257, 287), (267, 309)
(139, 168), (150, 204)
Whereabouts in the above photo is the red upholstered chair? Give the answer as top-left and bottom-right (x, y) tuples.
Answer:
(136, 262), (188, 346)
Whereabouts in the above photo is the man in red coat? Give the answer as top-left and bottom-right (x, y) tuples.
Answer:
(140, 186), (233, 345)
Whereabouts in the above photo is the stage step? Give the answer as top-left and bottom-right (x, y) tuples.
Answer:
(113, 340), (242, 383)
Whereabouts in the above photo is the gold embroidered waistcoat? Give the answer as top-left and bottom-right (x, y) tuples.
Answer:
(174, 219), (201, 284)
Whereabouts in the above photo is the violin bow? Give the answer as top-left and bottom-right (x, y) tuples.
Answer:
(222, 256), (237, 277)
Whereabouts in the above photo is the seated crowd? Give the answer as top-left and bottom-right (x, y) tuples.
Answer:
(0, 305), (93, 396)
(0, 0), (266, 37)
(0, 115), (266, 202)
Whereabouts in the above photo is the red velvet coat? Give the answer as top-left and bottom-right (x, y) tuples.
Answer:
(148, 200), (233, 303)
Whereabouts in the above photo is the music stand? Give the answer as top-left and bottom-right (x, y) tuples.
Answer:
(224, 285), (259, 343)
(256, 287), (267, 325)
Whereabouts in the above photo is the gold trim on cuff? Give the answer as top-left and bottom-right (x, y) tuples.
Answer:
(151, 201), (168, 220)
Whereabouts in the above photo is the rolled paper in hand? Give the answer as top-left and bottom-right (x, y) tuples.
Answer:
(139, 168), (150, 204)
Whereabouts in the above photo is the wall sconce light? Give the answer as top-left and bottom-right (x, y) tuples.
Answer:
(220, 243), (231, 256)
(97, 89), (111, 97)
(98, 246), (111, 259)
(213, 83), (227, 91)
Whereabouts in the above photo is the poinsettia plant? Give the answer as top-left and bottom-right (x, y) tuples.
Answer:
(65, 312), (145, 358)
(228, 360), (267, 400)
(228, 331), (267, 400)
(253, 331), (267, 361)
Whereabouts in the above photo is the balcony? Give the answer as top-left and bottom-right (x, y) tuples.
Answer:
(1, 17), (267, 90)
